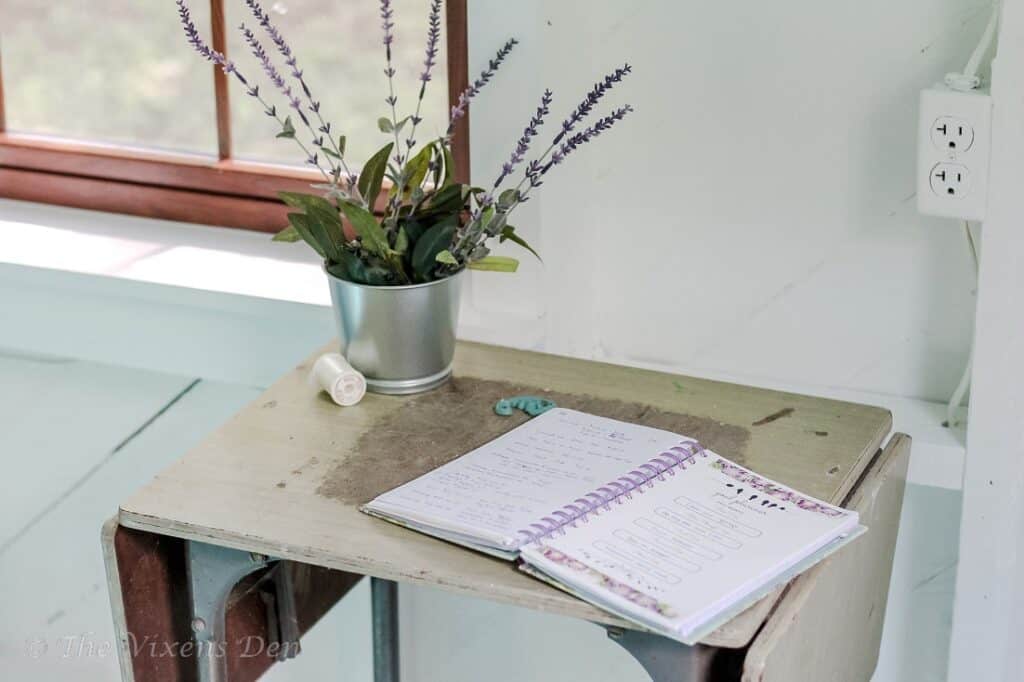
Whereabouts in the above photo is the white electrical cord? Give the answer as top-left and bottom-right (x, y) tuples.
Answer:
(946, 1), (1001, 92)
(939, 3), (997, 426)
(944, 221), (979, 428)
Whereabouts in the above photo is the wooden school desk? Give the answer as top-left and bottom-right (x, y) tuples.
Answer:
(102, 341), (909, 682)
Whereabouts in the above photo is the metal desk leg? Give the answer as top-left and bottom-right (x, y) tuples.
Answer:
(604, 627), (715, 682)
(187, 541), (270, 682)
(371, 578), (400, 682)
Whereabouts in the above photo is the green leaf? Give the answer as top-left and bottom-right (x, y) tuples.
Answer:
(325, 260), (351, 280)
(442, 142), (455, 187)
(357, 265), (396, 285)
(497, 189), (519, 210)
(499, 226), (541, 261)
(392, 144), (433, 200)
(279, 191), (335, 216)
(326, 252), (395, 286)
(322, 147), (342, 160)
(479, 205), (496, 231)
(337, 201), (390, 257)
(358, 142), (394, 206)
(401, 219), (427, 245)
(407, 145), (432, 194)
(272, 225), (301, 243)
(430, 142), (443, 187)
(338, 135), (347, 157)
(286, 212), (327, 258)
(483, 209), (508, 238)
(278, 192), (345, 259)
(311, 182), (353, 202)
(377, 117), (394, 133)
(467, 256), (519, 272)
(276, 116), (296, 139)
(411, 219), (457, 281)
(426, 183), (465, 213)
(435, 249), (458, 265)
(394, 115), (412, 133)
(394, 227), (409, 255)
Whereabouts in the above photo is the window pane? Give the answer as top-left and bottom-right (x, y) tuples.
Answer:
(226, 0), (448, 169)
(2, 1), (217, 154)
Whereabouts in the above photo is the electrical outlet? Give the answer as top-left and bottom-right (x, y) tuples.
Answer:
(917, 85), (992, 221)
(930, 163), (971, 198)
(931, 116), (974, 152)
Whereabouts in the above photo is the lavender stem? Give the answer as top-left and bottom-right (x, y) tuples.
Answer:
(176, 0), (331, 182)
(379, 0), (403, 164)
(453, 101), (633, 261)
(244, 0), (360, 199)
(387, 0), (443, 229)
(238, 24), (335, 174)
(439, 37), (518, 167)
(403, 0), (442, 156)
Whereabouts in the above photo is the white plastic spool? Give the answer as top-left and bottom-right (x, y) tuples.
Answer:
(310, 353), (367, 407)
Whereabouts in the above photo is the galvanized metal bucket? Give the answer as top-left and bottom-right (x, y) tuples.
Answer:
(324, 267), (464, 395)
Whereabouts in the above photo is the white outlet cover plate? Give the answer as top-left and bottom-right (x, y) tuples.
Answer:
(917, 85), (992, 221)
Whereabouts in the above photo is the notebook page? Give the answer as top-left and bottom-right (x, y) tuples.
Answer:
(520, 452), (858, 638)
(364, 408), (684, 549)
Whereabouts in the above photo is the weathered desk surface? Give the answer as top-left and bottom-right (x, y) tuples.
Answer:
(117, 341), (892, 650)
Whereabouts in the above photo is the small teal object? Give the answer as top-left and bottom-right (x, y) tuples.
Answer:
(494, 395), (557, 417)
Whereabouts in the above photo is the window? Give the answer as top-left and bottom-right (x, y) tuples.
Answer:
(0, 0), (469, 232)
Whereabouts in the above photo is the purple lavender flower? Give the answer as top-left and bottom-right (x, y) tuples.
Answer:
(245, 1), (292, 60)
(401, 0), (442, 154)
(380, 0), (397, 96)
(553, 64), (632, 144)
(244, 0), (354, 186)
(525, 159), (545, 189)
(378, 0), (404, 166)
(177, 0), (247, 86)
(177, 0), (334, 182)
(239, 23), (309, 127)
(493, 89), (552, 189)
(447, 38), (519, 138)
(380, 0), (396, 47)
(245, 1), (312, 107)
(420, 0), (442, 84)
(542, 105), (634, 174)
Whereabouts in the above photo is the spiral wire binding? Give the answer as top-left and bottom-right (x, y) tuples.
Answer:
(516, 440), (708, 545)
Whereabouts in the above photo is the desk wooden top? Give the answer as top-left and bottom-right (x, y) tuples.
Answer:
(119, 341), (892, 648)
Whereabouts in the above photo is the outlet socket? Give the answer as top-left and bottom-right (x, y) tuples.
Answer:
(931, 116), (975, 152)
(917, 85), (992, 221)
(930, 162), (971, 198)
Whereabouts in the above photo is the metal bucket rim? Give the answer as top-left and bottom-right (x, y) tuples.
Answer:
(322, 262), (465, 291)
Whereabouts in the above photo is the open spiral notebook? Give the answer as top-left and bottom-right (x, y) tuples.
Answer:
(362, 408), (864, 644)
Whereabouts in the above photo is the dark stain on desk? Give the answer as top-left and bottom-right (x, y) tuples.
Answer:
(316, 377), (750, 504)
(752, 407), (795, 426)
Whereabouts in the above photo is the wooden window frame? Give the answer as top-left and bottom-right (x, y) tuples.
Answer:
(0, 0), (469, 233)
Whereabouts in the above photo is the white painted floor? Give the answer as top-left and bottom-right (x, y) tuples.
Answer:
(0, 352), (375, 682)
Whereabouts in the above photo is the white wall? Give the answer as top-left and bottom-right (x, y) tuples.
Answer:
(459, 0), (989, 405)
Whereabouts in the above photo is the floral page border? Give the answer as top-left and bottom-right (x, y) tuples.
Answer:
(534, 545), (678, 618)
(710, 459), (849, 518)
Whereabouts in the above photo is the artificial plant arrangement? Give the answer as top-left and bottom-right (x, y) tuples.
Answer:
(177, 0), (633, 286)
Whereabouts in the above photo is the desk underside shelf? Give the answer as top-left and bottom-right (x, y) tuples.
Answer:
(104, 342), (907, 681)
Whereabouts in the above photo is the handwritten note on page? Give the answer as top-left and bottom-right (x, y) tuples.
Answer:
(365, 408), (682, 549)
